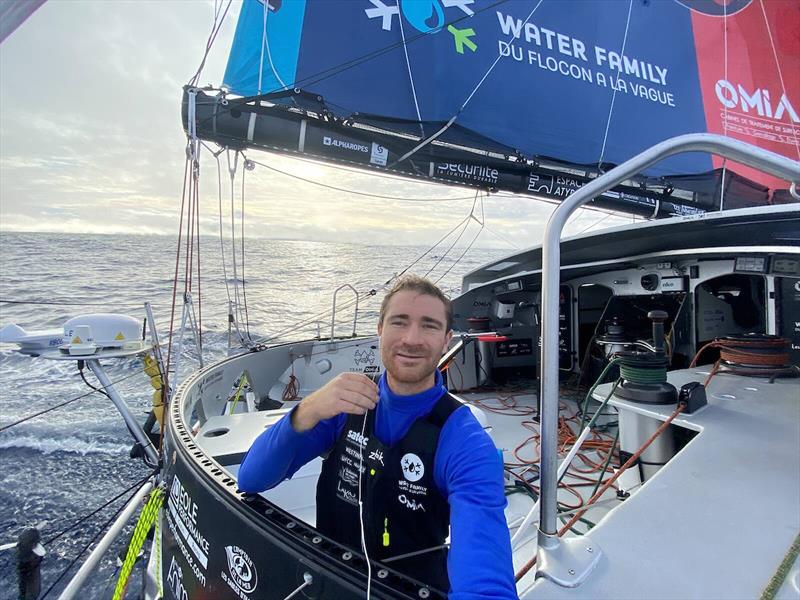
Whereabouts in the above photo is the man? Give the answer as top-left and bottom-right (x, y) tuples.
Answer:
(238, 275), (517, 598)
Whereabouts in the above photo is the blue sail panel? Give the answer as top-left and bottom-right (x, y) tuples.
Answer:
(223, 0), (307, 95)
(221, 0), (797, 179)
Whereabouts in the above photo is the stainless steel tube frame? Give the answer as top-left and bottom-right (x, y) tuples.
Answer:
(537, 134), (799, 544)
(57, 479), (154, 600)
(86, 359), (160, 466)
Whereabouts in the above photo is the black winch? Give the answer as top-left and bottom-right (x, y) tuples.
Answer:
(614, 310), (678, 405)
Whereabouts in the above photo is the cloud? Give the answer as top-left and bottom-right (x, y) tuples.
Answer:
(0, 1), (625, 249)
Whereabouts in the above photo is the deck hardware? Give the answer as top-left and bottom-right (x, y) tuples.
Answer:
(538, 134), (799, 586)
(377, 569), (388, 579)
(418, 588), (430, 598)
(342, 551), (352, 560)
(312, 536), (322, 544)
(286, 521), (296, 529)
(330, 284), (360, 344)
(586, 547), (593, 553)
(264, 508), (273, 515)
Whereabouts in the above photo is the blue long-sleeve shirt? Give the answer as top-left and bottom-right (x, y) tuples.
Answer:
(238, 372), (518, 599)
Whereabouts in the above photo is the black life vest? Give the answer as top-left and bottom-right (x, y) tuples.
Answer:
(315, 392), (462, 593)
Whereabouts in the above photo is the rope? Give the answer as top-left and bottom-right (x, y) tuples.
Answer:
(112, 486), (165, 600)
(246, 158), (479, 202)
(165, 156), (191, 398)
(227, 150), (246, 336)
(241, 162), (251, 339)
(597, 0), (633, 171)
(246, 197), (485, 346)
(38, 483), (142, 599)
(285, 0), (508, 93)
(212, 148), (235, 319)
(424, 193), (479, 279)
(690, 337), (794, 385)
(283, 573), (314, 600)
(391, 0), (544, 166)
(0, 368), (146, 433)
(757, 0), (800, 162)
(44, 474), (154, 546)
(188, 0), (233, 87)
(229, 374), (249, 415)
(261, 0), (288, 92)
(619, 364), (667, 385)
(760, 532), (800, 600)
(396, 0), (424, 135)
(514, 402), (685, 582)
(194, 160), (203, 354)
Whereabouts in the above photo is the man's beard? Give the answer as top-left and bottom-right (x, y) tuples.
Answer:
(382, 345), (439, 387)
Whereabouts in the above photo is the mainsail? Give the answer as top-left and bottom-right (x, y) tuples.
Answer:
(185, 0), (799, 217)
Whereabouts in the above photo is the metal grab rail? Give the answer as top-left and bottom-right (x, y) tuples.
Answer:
(535, 133), (799, 587)
(330, 284), (359, 340)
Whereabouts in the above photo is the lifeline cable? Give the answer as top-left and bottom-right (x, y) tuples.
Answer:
(38, 483), (141, 599)
(0, 368), (147, 433)
(43, 474), (155, 546)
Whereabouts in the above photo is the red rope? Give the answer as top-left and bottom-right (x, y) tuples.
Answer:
(514, 402), (685, 583)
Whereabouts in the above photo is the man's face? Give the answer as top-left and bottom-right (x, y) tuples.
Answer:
(378, 290), (452, 395)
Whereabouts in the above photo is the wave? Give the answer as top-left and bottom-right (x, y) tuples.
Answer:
(0, 434), (131, 456)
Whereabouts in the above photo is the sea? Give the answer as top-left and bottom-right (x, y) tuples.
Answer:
(0, 231), (508, 599)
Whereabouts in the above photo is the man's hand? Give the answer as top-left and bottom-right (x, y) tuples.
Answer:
(291, 372), (379, 433)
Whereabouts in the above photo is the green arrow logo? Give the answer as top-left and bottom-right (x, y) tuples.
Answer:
(447, 24), (477, 54)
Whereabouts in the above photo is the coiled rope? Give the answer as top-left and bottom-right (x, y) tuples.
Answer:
(690, 335), (796, 384)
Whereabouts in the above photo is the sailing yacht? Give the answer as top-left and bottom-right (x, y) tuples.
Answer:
(2, 0), (799, 598)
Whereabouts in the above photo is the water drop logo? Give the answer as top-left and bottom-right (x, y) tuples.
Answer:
(401, 0), (445, 33)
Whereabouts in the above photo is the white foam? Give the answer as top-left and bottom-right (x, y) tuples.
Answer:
(0, 434), (131, 456)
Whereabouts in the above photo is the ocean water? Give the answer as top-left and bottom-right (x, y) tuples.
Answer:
(0, 232), (507, 599)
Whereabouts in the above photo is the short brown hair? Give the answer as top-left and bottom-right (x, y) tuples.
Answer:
(379, 275), (453, 331)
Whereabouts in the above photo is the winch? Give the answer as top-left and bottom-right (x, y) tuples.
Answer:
(613, 311), (677, 405)
(614, 310), (679, 483)
(595, 316), (637, 358)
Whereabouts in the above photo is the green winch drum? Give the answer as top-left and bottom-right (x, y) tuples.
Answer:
(614, 351), (678, 405)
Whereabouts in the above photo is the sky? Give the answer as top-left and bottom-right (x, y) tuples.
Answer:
(0, 0), (633, 249)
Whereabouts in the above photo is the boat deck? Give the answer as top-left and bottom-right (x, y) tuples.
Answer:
(196, 368), (800, 599)
(521, 369), (800, 599)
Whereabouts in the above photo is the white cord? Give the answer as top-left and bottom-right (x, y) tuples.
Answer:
(392, 0), (544, 166)
(720, 0), (728, 210)
(259, 0), (288, 93)
(758, 0), (800, 161)
(283, 572), (314, 600)
(597, 0), (633, 171)
(226, 150), (246, 333)
(396, 0), (424, 137)
(357, 411), (372, 599)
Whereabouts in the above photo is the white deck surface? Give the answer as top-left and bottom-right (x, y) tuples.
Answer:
(521, 369), (800, 599)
